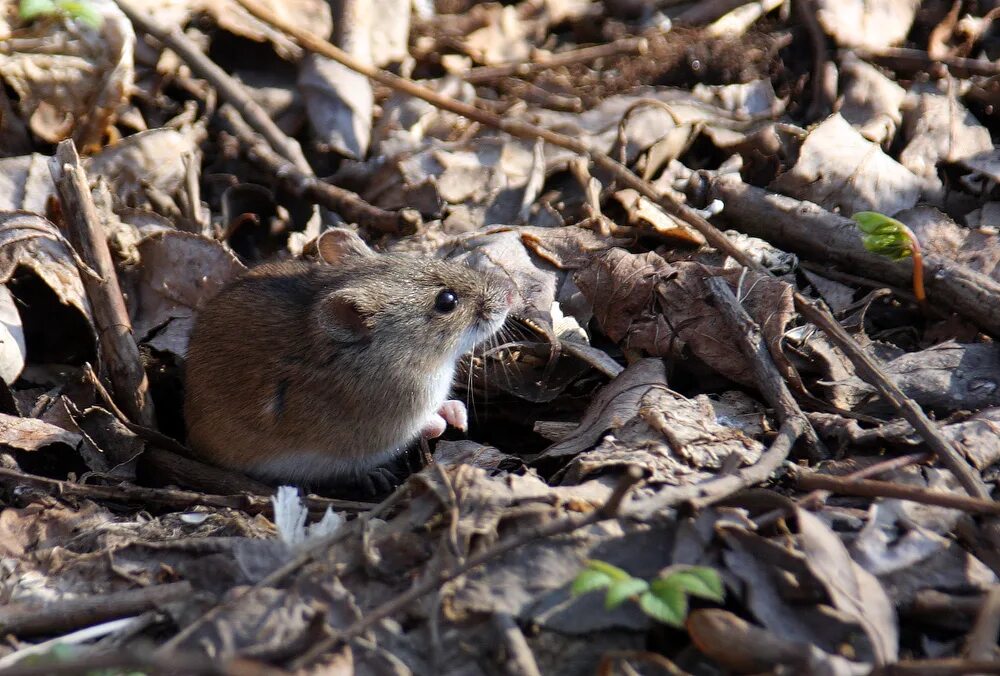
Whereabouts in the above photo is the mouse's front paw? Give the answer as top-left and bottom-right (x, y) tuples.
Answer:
(420, 400), (468, 439)
(439, 399), (468, 431)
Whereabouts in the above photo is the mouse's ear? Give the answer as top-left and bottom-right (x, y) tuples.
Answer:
(316, 228), (375, 266)
(316, 289), (374, 341)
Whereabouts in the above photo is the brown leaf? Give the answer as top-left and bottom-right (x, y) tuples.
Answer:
(534, 358), (667, 461)
(659, 263), (796, 387)
(559, 388), (764, 485)
(0, 212), (91, 318)
(127, 231), (245, 357)
(573, 248), (676, 347)
(816, 0), (920, 50)
(796, 508), (899, 664)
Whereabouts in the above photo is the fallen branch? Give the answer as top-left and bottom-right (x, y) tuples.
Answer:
(706, 276), (822, 459)
(49, 141), (155, 427)
(218, 105), (419, 235)
(794, 471), (1000, 515)
(0, 582), (192, 637)
(0, 466), (369, 516)
(290, 467), (643, 668)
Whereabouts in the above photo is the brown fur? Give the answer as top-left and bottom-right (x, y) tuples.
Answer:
(184, 232), (512, 482)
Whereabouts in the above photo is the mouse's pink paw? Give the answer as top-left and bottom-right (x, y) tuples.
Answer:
(439, 400), (468, 431)
(420, 400), (468, 439)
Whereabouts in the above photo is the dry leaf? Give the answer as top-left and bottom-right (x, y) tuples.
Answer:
(770, 113), (921, 216)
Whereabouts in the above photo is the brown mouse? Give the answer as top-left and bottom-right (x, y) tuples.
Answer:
(183, 228), (514, 483)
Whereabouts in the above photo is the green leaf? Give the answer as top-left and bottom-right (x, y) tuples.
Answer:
(852, 211), (913, 261)
(852, 211), (902, 235)
(649, 578), (689, 621)
(56, 0), (103, 28)
(668, 568), (724, 602)
(19, 0), (58, 19)
(605, 578), (648, 609)
(638, 590), (686, 627)
(571, 569), (613, 597)
(584, 559), (631, 582)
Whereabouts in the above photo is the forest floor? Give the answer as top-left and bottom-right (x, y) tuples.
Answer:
(1, 0), (1000, 673)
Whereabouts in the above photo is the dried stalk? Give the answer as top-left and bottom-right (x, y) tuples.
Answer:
(49, 141), (155, 427)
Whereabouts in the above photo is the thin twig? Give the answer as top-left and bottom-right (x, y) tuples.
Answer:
(463, 36), (648, 84)
(856, 46), (1000, 78)
(706, 276), (822, 459)
(491, 612), (542, 676)
(290, 467), (644, 668)
(870, 658), (1000, 675)
(964, 586), (1000, 660)
(795, 471), (1000, 515)
(49, 141), (155, 427)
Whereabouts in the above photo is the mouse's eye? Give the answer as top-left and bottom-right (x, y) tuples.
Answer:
(434, 289), (459, 313)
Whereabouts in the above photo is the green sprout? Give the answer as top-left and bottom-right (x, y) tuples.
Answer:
(19, 0), (103, 29)
(571, 560), (724, 627)
(852, 211), (926, 307)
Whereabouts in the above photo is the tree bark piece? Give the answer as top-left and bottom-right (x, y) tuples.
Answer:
(49, 141), (155, 427)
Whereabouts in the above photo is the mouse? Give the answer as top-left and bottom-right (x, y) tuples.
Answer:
(183, 228), (514, 484)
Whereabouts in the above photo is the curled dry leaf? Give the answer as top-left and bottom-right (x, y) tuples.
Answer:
(199, 0), (332, 59)
(0, 154), (55, 213)
(769, 113), (921, 216)
(899, 91), (993, 196)
(463, 4), (532, 65)
(573, 248), (678, 356)
(559, 388), (764, 486)
(535, 358), (668, 462)
(851, 476), (996, 607)
(0, 2), (134, 150)
(816, 0), (920, 50)
(576, 251), (798, 386)
(0, 286), (26, 385)
(687, 609), (869, 675)
(837, 53), (906, 144)
(0, 211), (94, 334)
(127, 231), (245, 358)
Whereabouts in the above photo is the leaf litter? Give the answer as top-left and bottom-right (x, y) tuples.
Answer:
(0, 0), (1000, 674)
